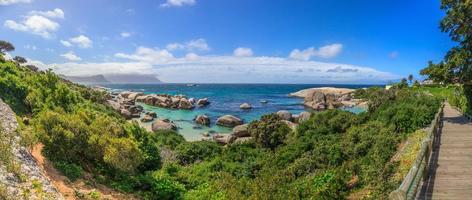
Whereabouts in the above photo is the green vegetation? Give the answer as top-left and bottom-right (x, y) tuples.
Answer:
(0, 41), (442, 199)
(418, 0), (471, 115)
(420, 0), (471, 84)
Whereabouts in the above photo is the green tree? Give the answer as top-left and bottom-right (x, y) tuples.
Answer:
(0, 40), (14, 54)
(420, 0), (472, 84)
(408, 74), (414, 84)
(13, 56), (27, 64)
(248, 114), (291, 150)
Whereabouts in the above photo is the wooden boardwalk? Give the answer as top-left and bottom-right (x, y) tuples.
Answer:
(419, 103), (472, 199)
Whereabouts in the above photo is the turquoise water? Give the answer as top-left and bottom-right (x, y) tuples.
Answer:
(104, 84), (376, 140)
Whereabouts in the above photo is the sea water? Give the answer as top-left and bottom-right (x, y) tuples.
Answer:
(103, 84), (378, 141)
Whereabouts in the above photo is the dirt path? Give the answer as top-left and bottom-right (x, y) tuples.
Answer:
(31, 144), (138, 200)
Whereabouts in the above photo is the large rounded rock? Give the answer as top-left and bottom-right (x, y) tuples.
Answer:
(141, 114), (154, 122)
(128, 92), (144, 100)
(276, 110), (292, 121)
(120, 109), (132, 120)
(298, 111), (311, 123)
(179, 98), (194, 109)
(195, 114), (210, 126)
(152, 119), (177, 132)
(216, 115), (243, 127)
(197, 98), (210, 107)
(213, 134), (236, 145)
(239, 103), (252, 109)
(232, 124), (249, 137)
(147, 111), (157, 118)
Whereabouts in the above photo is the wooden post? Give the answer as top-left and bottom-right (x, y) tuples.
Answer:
(423, 139), (432, 181)
(389, 189), (406, 200)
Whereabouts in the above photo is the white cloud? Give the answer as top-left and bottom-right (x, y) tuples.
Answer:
(69, 35), (93, 48)
(0, 0), (31, 6)
(24, 44), (37, 50)
(60, 40), (72, 47)
(4, 15), (60, 39)
(115, 46), (174, 64)
(27, 45), (398, 84)
(185, 53), (199, 61)
(289, 43), (343, 60)
(233, 47), (253, 57)
(61, 51), (81, 61)
(120, 32), (131, 38)
(166, 38), (209, 52)
(30, 8), (64, 19)
(161, 0), (195, 7)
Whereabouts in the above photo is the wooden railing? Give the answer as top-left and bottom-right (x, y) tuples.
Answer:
(389, 103), (444, 200)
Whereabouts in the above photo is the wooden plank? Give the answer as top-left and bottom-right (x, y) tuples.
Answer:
(418, 103), (472, 199)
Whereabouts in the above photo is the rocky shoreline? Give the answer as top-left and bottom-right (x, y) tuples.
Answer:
(103, 87), (365, 145)
(289, 87), (366, 110)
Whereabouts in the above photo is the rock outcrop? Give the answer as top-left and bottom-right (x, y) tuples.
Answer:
(276, 110), (292, 121)
(216, 115), (243, 127)
(0, 98), (63, 199)
(290, 87), (358, 110)
(195, 115), (210, 126)
(151, 119), (178, 132)
(232, 124), (250, 137)
(239, 103), (252, 109)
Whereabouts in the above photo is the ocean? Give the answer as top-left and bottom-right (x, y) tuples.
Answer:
(103, 84), (380, 141)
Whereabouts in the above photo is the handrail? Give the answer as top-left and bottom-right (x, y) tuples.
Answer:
(389, 103), (444, 200)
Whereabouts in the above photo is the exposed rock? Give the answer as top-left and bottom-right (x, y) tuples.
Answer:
(152, 119), (177, 132)
(179, 98), (194, 109)
(0, 98), (63, 199)
(147, 111), (157, 118)
(232, 124), (250, 137)
(216, 115), (243, 127)
(290, 87), (357, 110)
(239, 103), (252, 109)
(197, 98), (210, 107)
(213, 134), (236, 145)
(298, 111), (311, 123)
(141, 115), (154, 122)
(276, 110), (292, 121)
(188, 98), (195, 104)
(195, 115), (210, 126)
(128, 92), (144, 100)
(120, 109), (132, 120)
(260, 100), (268, 104)
(282, 120), (297, 130)
(106, 100), (121, 111)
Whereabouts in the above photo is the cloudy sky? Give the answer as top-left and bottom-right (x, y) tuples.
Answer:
(0, 0), (454, 83)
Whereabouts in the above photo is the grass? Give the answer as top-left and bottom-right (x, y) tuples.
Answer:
(391, 129), (427, 183)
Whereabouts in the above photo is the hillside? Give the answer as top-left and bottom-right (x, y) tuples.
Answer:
(61, 74), (111, 84)
(62, 74), (162, 85)
(0, 54), (444, 199)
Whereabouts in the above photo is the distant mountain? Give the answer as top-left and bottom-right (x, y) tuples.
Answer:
(62, 75), (110, 84)
(61, 74), (162, 84)
(103, 74), (162, 84)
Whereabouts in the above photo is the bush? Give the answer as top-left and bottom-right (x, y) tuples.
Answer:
(248, 114), (291, 150)
(176, 141), (222, 165)
(297, 109), (359, 138)
(54, 161), (83, 181)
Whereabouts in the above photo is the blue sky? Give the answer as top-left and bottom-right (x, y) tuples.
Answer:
(0, 0), (454, 83)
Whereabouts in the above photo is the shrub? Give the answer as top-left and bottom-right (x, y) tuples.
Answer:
(176, 141), (222, 165)
(248, 114), (291, 150)
(54, 161), (83, 181)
